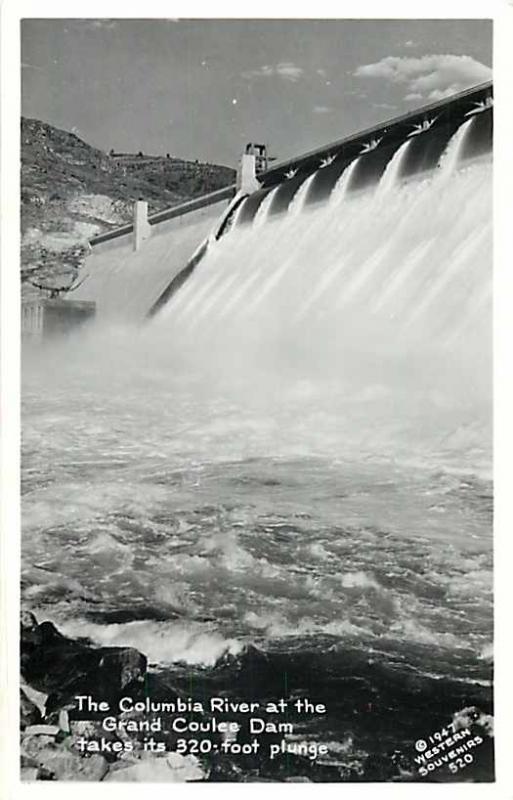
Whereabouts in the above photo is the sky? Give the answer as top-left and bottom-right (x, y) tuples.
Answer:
(21, 18), (492, 168)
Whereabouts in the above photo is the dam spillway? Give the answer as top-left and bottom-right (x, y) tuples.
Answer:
(71, 81), (492, 332)
(152, 102), (491, 372)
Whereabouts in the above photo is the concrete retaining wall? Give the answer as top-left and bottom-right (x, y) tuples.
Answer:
(72, 195), (233, 323)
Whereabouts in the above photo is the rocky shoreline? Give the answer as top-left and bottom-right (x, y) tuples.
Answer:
(20, 611), (209, 782)
(20, 611), (336, 782)
(20, 611), (494, 782)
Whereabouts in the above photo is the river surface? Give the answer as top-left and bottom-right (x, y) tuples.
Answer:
(21, 326), (493, 780)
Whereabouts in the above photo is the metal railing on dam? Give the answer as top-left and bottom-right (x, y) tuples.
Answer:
(227, 81), (492, 229)
(257, 81), (492, 188)
(88, 185), (238, 248)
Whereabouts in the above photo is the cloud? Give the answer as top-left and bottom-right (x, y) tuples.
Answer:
(404, 40), (419, 49)
(354, 54), (491, 101)
(313, 105), (333, 114)
(242, 62), (303, 82)
(422, 85), (465, 101)
(372, 102), (398, 110)
(276, 63), (303, 81)
(21, 62), (42, 71)
(86, 19), (119, 30)
(344, 88), (367, 98)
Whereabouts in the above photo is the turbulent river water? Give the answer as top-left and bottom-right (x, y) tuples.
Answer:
(22, 129), (493, 780)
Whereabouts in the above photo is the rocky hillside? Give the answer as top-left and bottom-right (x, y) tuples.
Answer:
(21, 118), (236, 289)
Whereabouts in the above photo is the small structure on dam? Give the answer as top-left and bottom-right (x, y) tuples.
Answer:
(244, 143), (276, 174)
(22, 273), (97, 341)
(68, 81), (492, 327)
(22, 298), (96, 341)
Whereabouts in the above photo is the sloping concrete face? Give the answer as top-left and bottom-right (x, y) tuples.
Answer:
(73, 197), (232, 323)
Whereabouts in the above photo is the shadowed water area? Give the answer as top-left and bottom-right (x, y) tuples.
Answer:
(22, 117), (493, 781)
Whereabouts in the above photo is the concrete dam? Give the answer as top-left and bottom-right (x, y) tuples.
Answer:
(72, 81), (492, 344)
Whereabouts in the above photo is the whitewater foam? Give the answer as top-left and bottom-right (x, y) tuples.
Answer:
(57, 617), (244, 667)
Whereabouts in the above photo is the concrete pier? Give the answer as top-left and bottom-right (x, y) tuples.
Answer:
(133, 200), (151, 251)
(237, 154), (261, 193)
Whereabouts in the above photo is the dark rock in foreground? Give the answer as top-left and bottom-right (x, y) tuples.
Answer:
(20, 688), (42, 730)
(19, 611), (209, 782)
(21, 611), (146, 716)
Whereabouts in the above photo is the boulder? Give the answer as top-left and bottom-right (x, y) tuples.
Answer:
(96, 647), (147, 694)
(20, 768), (39, 781)
(21, 610), (38, 632)
(207, 754), (244, 782)
(23, 725), (60, 737)
(20, 613), (147, 716)
(35, 750), (109, 781)
(22, 722), (107, 781)
(20, 681), (47, 716)
(68, 718), (128, 763)
(104, 760), (171, 782)
(21, 734), (60, 761)
(20, 751), (39, 769)
(104, 754), (205, 783)
(20, 688), (42, 729)
(58, 710), (70, 733)
(361, 753), (401, 781)
(166, 752), (205, 781)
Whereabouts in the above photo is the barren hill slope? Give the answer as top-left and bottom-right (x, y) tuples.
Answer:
(21, 117), (236, 288)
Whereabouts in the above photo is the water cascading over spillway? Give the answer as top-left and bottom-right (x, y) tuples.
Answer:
(155, 116), (491, 377)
